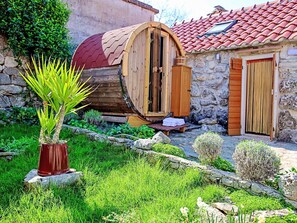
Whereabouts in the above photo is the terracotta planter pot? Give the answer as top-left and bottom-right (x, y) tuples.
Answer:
(37, 143), (69, 176)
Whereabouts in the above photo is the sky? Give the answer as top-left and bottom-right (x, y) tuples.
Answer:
(146, 0), (270, 23)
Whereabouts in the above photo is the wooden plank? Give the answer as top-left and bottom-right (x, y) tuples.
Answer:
(102, 116), (128, 123)
(143, 29), (151, 115)
(152, 29), (161, 112)
(228, 58), (242, 136)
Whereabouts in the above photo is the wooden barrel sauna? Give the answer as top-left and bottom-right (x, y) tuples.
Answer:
(72, 22), (191, 125)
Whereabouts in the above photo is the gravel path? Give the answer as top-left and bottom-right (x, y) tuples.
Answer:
(169, 124), (297, 172)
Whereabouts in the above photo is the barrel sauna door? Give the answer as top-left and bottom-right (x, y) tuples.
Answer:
(146, 28), (170, 116)
(245, 58), (274, 135)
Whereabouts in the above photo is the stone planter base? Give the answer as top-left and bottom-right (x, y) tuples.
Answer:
(24, 169), (83, 189)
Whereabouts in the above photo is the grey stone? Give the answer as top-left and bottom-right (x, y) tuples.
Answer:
(194, 59), (206, 68)
(194, 73), (216, 81)
(11, 75), (26, 86)
(4, 57), (18, 68)
(280, 79), (297, 93)
(0, 65), (4, 72)
(221, 177), (234, 187)
(0, 53), (4, 64)
(196, 198), (228, 223)
(208, 60), (216, 69)
(0, 74), (10, 84)
(0, 85), (22, 94)
(200, 99), (218, 106)
(278, 129), (297, 143)
(24, 169), (83, 189)
(201, 124), (226, 133)
(279, 172), (297, 201)
(250, 182), (276, 195)
(3, 67), (19, 75)
(205, 77), (224, 89)
(214, 65), (227, 73)
(238, 180), (252, 189)
(212, 203), (238, 215)
(219, 90), (229, 99)
(219, 99), (228, 107)
(198, 118), (217, 125)
(0, 95), (11, 107)
(279, 94), (297, 111)
(216, 109), (228, 129)
(9, 96), (25, 107)
(134, 138), (154, 150)
(152, 131), (171, 144)
(206, 55), (215, 61)
(278, 111), (297, 130)
(253, 209), (294, 219)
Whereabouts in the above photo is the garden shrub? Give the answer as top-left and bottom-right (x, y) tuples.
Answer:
(83, 109), (106, 126)
(0, 0), (71, 60)
(107, 123), (155, 139)
(211, 156), (235, 172)
(192, 132), (223, 164)
(152, 143), (186, 158)
(232, 140), (280, 181)
(0, 107), (38, 125)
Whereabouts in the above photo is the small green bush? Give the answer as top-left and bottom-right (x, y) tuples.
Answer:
(0, 107), (38, 125)
(232, 140), (280, 181)
(83, 109), (105, 126)
(211, 156), (235, 172)
(192, 132), (223, 164)
(0, 0), (71, 59)
(152, 143), (186, 158)
(107, 123), (155, 139)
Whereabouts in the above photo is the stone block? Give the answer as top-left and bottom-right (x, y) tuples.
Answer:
(198, 118), (217, 125)
(0, 74), (11, 85)
(279, 172), (297, 201)
(134, 138), (154, 150)
(0, 85), (23, 94)
(196, 198), (228, 223)
(24, 169), (83, 189)
(0, 96), (11, 108)
(4, 67), (19, 75)
(279, 94), (297, 111)
(278, 129), (297, 143)
(9, 96), (25, 107)
(280, 79), (297, 93)
(152, 131), (171, 144)
(278, 111), (297, 130)
(212, 203), (238, 215)
(4, 57), (18, 68)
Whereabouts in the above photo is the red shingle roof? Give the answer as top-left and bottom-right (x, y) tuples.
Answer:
(172, 0), (297, 53)
(72, 24), (140, 69)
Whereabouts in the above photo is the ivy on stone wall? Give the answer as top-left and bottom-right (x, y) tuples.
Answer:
(0, 0), (71, 60)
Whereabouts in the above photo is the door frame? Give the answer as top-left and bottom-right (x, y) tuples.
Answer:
(240, 53), (279, 138)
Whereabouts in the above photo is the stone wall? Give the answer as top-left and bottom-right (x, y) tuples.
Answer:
(278, 44), (297, 143)
(62, 0), (158, 47)
(0, 35), (36, 109)
(187, 45), (297, 143)
(187, 51), (236, 131)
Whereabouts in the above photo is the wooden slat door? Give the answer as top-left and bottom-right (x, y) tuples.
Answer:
(245, 58), (273, 135)
(228, 58), (242, 135)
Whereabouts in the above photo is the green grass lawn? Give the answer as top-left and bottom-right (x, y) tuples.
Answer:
(0, 125), (291, 223)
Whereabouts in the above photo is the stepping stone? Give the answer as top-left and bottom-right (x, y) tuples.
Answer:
(24, 169), (83, 189)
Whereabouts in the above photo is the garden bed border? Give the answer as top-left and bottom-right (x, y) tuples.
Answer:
(65, 125), (297, 209)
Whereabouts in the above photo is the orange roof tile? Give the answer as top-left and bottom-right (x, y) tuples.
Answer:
(172, 0), (297, 53)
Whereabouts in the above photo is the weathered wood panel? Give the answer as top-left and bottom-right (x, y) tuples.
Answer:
(81, 66), (133, 113)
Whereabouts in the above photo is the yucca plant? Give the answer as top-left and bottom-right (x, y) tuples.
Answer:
(21, 56), (92, 144)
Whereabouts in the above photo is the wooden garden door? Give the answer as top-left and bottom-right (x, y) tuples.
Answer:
(245, 58), (274, 135)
